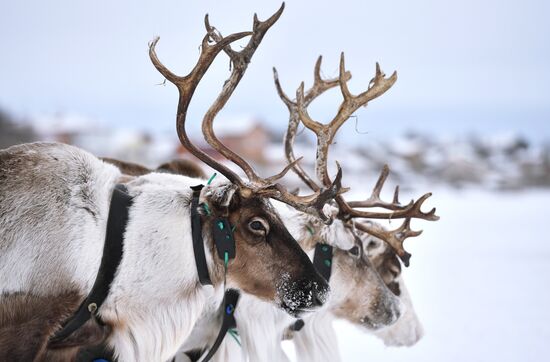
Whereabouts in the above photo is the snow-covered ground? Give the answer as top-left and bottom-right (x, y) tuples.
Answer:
(283, 188), (550, 361)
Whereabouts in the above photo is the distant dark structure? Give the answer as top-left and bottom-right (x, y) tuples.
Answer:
(0, 109), (36, 148)
(157, 159), (206, 179)
(101, 157), (206, 179)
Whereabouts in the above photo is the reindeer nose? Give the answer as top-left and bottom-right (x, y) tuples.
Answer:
(312, 289), (326, 307)
(363, 295), (403, 329)
(384, 301), (401, 325)
(381, 295), (403, 326)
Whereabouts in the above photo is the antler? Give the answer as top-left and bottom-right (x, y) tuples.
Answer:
(334, 164), (438, 266)
(276, 52), (438, 265)
(337, 164), (439, 221)
(295, 53), (397, 187)
(149, 3), (341, 222)
(274, 56), (351, 192)
(354, 220), (421, 267)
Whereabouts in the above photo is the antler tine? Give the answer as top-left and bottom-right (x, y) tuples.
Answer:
(275, 68), (321, 192)
(273, 67), (294, 109)
(339, 190), (439, 221)
(305, 56), (351, 103)
(345, 164), (412, 211)
(149, 30), (251, 188)
(393, 185), (400, 204)
(355, 219), (422, 267)
(331, 54), (398, 132)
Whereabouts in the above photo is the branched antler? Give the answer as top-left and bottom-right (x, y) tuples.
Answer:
(275, 52), (439, 265)
(149, 3), (342, 222)
(274, 56), (351, 192)
(295, 53), (397, 187)
(337, 164), (439, 221)
(355, 220), (422, 267)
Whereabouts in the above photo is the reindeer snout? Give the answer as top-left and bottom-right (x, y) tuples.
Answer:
(278, 277), (330, 316)
(382, 298), (402, 326)
(362, 294), (403, 330)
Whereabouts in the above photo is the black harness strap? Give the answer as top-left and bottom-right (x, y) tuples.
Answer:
(199, 289), (240, 362)
(50, 184), (132, 344)
(291, 243), (334, 335)
(186, 185), (240, 361)
(290, 318), (305, 332)
(190, 184), (212, 286)
(313, 243), (333, 281)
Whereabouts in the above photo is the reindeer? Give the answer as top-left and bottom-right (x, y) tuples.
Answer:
(172, 51), (438, 362)
(273, 52), (438, 361)
(0, 5), (344, 361)
(364, 226), (424, 348)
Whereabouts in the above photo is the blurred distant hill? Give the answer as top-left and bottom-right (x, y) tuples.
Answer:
(312, 132), (550, 191)
(0, 109), (36, 148)
(1, 109), (549, 191)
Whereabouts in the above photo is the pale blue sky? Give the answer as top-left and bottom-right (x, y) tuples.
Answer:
(1, 0), (549, 142)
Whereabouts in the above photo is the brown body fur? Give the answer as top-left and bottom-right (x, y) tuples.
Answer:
(101, 157), (206, 179)
(157, 159), (206, 179)
(370, 244), (402, 296)
(0, 291), (110, 362)
(100, 157), (151, 176)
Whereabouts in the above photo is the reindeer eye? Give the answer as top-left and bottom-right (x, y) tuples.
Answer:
(248, 217), (269, 235)
(366, 239), (380, 252)
(348, 246), (360, 257)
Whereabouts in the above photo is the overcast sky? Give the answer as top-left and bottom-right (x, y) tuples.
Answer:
(1, 0), (549, 143)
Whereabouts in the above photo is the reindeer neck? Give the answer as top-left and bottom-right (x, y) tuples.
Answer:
(97, 175), (227, 361)
(292, 311), (341, 362)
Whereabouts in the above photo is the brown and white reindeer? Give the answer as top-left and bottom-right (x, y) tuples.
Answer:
(172, 50), (438, 362)
(274, 53), (438, 361)
(0, 5), (343, 361)
(274, 54), (437, 361)
(363, 223), (425, 348)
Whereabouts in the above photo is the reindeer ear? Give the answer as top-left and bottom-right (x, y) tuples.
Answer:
(205, 183), (240, 212)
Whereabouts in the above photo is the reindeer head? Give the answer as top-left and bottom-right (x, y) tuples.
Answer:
(328, 241), (402, 330)
(195, 180), (330, 315)
(149, 4), (344, 315)
(363, 228), (424, 345)
(271, 202), (402, 330)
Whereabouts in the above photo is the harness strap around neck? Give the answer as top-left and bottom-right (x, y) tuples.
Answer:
(313, 243), (333, 281)
(50, 184), (132, 344)
(290, 318), (305, 332)
(199, 289), (240, 362)
(190, 184), (213, 286)
(291, 243), (334, 335)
